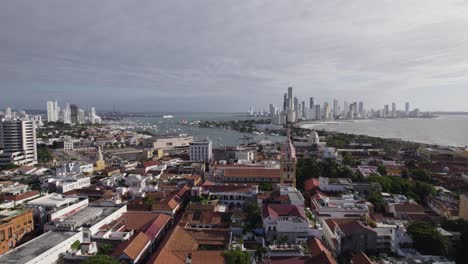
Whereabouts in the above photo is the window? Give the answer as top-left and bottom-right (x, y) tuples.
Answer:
(0, 230), (5, 241)
(8, 227), (12, 238)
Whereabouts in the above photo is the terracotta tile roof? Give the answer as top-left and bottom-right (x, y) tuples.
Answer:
(140, 160), (162, 167)
(206, 185), (254, 193)
(145, 214), (171, 239)
(394, 203), (425, 213)
(223, 168), (281, 178)
(1, 190), (39, 201)
(262, 204), (307, 219)
(304, 178), (319, 191)
(191, 250), (226, 264)
(202, 180), (215, 187)
(308, 237), (328, 258)
(113, 232), (151, 261)
(340, 221), (374, 236)
(307, 251), (337, 264)
(325, 219), (374, 236)
(351, 252), (374, 264)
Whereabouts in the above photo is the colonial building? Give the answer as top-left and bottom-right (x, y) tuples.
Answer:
(280, 130), (297, 187)
(0, 209), (34, 255)
(262, 204), (309, 244)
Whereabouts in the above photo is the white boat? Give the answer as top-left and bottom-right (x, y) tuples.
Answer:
(162, 115), (174, 119)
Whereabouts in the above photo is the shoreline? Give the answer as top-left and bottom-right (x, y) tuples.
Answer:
(296, 120), (466, 148)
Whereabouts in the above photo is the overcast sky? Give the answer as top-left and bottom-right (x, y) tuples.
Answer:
(1, 0), (468, 112)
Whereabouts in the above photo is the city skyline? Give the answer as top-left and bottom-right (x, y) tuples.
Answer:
(2, 1), (468, 112)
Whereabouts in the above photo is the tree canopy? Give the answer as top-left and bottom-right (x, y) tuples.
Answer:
(407, 221), (448, 256)
(244, 203), (262, 230)
(223, 248), (251, 264)
(37, 146), (53, 164)
(366, 175), (435, 204)
(296, 158), (355, 190)
(82, 254), (119, 264)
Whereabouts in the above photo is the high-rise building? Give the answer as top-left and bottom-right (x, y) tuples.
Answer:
(358, 101), (364, 116)
(383, 105), (389, 118)
(47, 100), (59, 122)
(392, 102), (396, 118)
(283, 94), (288, 111)
(293, 97), (299, 113)
(78, 109), (85, 124)
(323, 102), (331, 119)
(405, 102), (410, 116)
(70, 104), (78, 124)
(4, 107), (12, 118)
(61, 103), (71, 124)
(314, 105), (321, 120)
(0, 119), (37, 166)
(333, 99), (339, 118)
(309, 97), (314, 109)
(288, 87), (294, 111)
(301, 101), (306, 118)
(269, 104), (276, 118)
(343, 101), (349, 118)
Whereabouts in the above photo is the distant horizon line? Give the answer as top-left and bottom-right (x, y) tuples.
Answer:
(7, 109), (468, 115)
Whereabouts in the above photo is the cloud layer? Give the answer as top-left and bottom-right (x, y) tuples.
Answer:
(1, 0), (468, 111)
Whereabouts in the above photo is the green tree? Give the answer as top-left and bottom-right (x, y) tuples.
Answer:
(0, 163), (19, 170)
(377, 165), (387, 176)
(405, 159), (417, 169)
(223, 248), (250, 264)
(258, 182), (273, 191)
(255, 246), (267, 262)
(342, 152), (354, 166)
(367, 192), (386, 212)
(82, 254), (119, 264)
(244, 203), (262, 230)
(412, 181), (435, 204)
(411, 169), (431, 182)
(98, 242), (113, 254)
(70, 240), (81, 251)
(407, 221), (448, 256)
(37, 146), (53, 164)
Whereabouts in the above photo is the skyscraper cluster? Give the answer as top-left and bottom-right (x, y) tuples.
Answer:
(47, 100), (101, 125)
(250, 87), (419, 124)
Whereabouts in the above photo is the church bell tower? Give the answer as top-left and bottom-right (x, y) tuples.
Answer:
(280, 130), (297, 187)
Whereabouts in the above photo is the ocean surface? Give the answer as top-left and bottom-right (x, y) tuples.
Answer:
(123, 112), (285, 147)
(300, 115), (468, 147)
(120, 113), (468, 147)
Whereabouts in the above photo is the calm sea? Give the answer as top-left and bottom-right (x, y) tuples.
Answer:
(300, 115), (468, 147)
(125, 112), (285, 147)
(123, 113), (468, 147)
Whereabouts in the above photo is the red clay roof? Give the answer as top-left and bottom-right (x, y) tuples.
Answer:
(304, 178), (319, 191)
(394, 203), (425, 213)
(271, 256), (309, 264)
(191, 250), (226, 264)
(262, 204), (307, 219)
(1, 190), (39, 201)
(145, 214), (171, 239)
(113, 232), (151, 261)
(351, 252), (374, 264)
(223, 168), (281, 178)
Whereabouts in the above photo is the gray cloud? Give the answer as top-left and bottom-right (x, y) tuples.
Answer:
(1, 0), (468, 111)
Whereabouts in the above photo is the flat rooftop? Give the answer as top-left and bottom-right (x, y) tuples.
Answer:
(0, 230), (79, 264)
(27, 193), (79, 208)
(0, 204), (124, 263)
